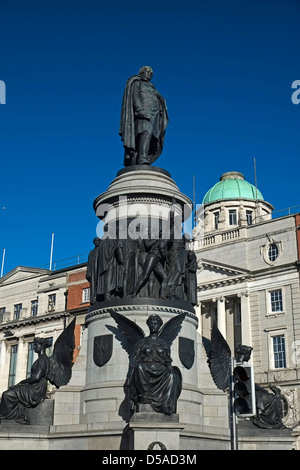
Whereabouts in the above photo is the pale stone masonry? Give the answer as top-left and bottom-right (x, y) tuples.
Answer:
(194, 171), (300, 430)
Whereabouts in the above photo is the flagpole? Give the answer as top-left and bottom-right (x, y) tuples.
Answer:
(49, 233), (54, 270)
(193, 175), (196, 229)
(1, 248), (5, 277)
(254, 157), (258, 201)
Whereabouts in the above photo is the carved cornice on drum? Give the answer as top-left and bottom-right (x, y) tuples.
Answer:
(106, 195), (177, 209)
(93, 168), (193, 221)
(86, 303), (198, 326)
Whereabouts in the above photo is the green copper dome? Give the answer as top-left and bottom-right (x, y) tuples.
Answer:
(203, 171), (264, 204)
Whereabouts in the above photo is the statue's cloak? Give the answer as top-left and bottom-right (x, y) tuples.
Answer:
(119, 75), (168, 165)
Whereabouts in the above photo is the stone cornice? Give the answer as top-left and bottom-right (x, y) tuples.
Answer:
(0, 310), (70, 332)
(197, 274), (251, 291)
(200, 258), (250, 275)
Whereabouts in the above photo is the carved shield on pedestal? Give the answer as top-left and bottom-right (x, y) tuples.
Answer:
(93, 334), (113, 367)
(179, 337), (194, 369)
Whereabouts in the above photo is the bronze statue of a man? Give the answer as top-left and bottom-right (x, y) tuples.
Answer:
(119, 66), (168, 166)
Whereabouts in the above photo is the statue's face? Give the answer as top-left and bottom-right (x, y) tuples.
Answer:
(33, 341), (43, 353)
(148, 316), (161, 333)
(140, 67), (153, 81)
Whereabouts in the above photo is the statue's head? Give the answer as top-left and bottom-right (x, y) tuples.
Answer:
(139, 66), (153, 81)
(34, 337), (52, 351)
(235, 344), (253, 362)
(93, 237), (101, 246)
(146, 314), (163, 332)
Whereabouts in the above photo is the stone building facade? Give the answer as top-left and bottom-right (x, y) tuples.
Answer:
(0, 264), (88, 395)
(193, 171), (300, 429)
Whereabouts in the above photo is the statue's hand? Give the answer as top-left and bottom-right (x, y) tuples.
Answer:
(135, 111), (150, 120)
(140, 114), (150, 120)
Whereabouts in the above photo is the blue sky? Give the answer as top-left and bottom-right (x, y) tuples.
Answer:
(0, 0), (299, 275)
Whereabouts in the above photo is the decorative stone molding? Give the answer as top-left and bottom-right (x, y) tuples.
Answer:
(86, 301), (198, 325)
(260, 235), (282, 266)
(237, 291), (249, 298)
(211, 296), (225, 303)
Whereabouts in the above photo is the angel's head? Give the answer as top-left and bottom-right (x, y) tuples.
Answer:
(146, 314), (163, 333)
(33, 337), (52, 353)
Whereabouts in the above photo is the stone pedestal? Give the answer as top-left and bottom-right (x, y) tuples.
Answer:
(93, 166), (192, 226)
(83, 299), (199, 433)
(123, 404), (184, 450)
(76, 165), (203, 448)
(93, 166), (192, 246)
(28, 398), (54, 426)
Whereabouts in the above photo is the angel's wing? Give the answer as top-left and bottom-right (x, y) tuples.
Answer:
(158, 313), (185, 347)
(202, 321), (231, 392)
(47, 317), (76, 388)
(107, 309), (145, 355)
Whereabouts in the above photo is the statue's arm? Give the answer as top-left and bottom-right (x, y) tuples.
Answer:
(132, 81), (142, 113)
(158, 241), (167, 260)
(86, 261), (91, 281)
(132, 81), (150, 120)
(116, 245), (124, 265)
(189, 259), (197, 273)
(86, 253), (93, 281)
(144, 239), (156, 250)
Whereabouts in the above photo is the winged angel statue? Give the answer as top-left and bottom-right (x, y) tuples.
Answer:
(202, 321), (286, 429)
(0, 317), (76, 424)
(108, 310), (185, 415)
(202, 321), (233, 392)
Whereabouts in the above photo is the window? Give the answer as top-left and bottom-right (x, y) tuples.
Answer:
(31, 300), (38, 316)
(214, 212), (219, 230)
(261, 238), (282, 266)
(246, 210), (253, 226)
(82, 287), (90, 303)
(273, 335), (286, 368)
(268, 243), (279, 262)
(270, 289), (283, 312)
(0, 307), (6, 323)
(8, 344), (18, 387)
(229, 209), (237, 225)
(234, 302), (242, 352)
(48, 294), (56, 312)
(14, 303), (22, 320)
(26, 342), (35, 378)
